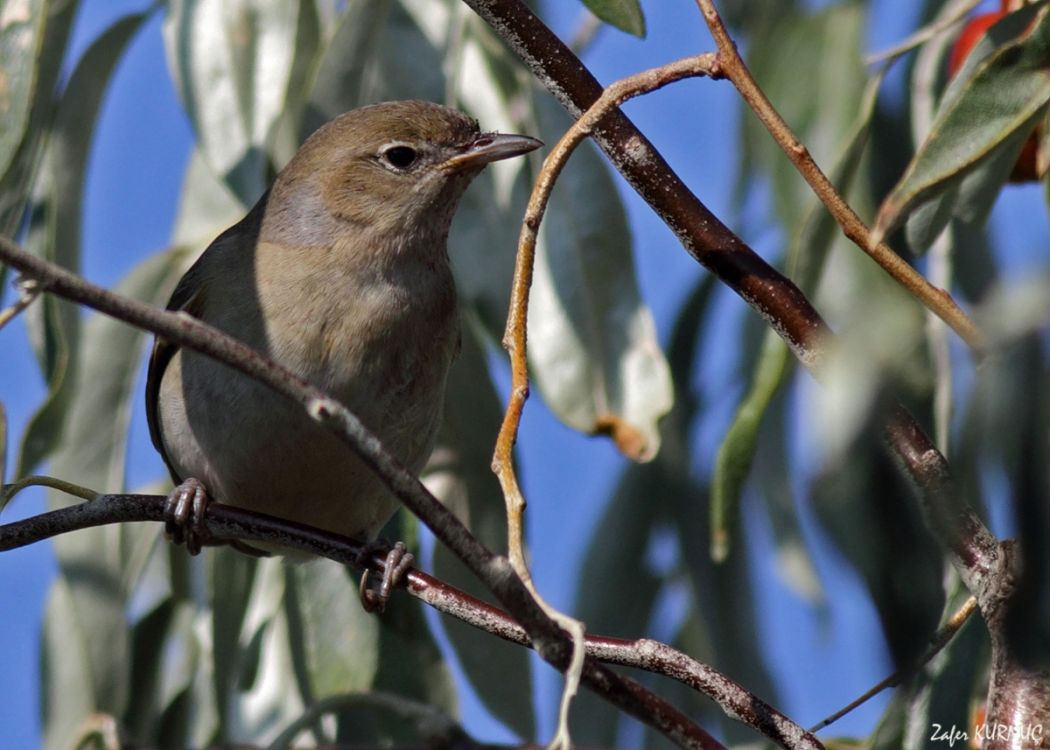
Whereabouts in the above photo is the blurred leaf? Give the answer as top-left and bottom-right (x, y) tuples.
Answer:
(581, 0), (645, 37)
(171, 149), (248, 248)
(343, 513), (457, 743)
(0, 0), (48, 178)
(427, 321), (535, 740)
(41, 577), (97, 750)
(712, 69), (883, 562)
(878, 4), (1050, 247)
(738, 1), (867, 232)
(812, 420), (945, 671)
(163, 0), (313, 203)
(285, 561), (380, 701)
(530, 94), (673, 462)
(207, 547), (258, 738)
(18, 11), (148, 476)
(570, 460), (666, 747)
(572, 277), (716, 745)
(304, 0), (394, 125)
(0, 0), (77, 242)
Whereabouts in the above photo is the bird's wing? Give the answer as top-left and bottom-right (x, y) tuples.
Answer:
(145, 194), (269, 481)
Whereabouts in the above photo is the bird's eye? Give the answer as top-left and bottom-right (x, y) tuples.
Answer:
(381, 145), (418, 170)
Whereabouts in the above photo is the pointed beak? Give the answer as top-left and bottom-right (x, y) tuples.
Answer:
(443, 132), (543, 172)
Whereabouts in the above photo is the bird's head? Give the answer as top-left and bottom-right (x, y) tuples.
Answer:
(266, 101), (541, 246)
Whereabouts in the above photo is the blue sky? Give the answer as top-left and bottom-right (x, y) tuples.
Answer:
(2, 1), (1046, 748)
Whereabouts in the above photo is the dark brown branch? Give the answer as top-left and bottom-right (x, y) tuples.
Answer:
(458, 0), (997, 593)
(0, 493), (822, 750)
(0, 235), (721, 750)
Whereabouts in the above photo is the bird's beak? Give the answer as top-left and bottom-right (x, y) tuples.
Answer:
(443, 132), (543, 172)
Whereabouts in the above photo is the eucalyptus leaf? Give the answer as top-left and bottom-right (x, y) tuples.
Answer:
(879, 4), (1050, 247)
(163, 0), (310, 203)
(18, 11), (149, 476)
(427, 322), (535, 740)
(737, 2), (867, 232)
(581, 0), (645, 37)
(530, 94), (673, 462)
(711, 69), (883, 562)
(0, 0), (77, 241)
(41, 577), (97, 750)
(0, 0), (48, 178)
(285, 561), (380, 700)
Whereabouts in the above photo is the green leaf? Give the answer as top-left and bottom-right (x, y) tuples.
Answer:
(41, 577), (98, 750)
(0, 0), (77, 242)
(530, 94), (673, 462)
(163, 0), (312, 203)
(18, 11), (149, 476)
(285, 561), (380, 700)
(737, 2), (867, 232)
(877, 4), (1050, 246)
(428, 322), (536, 740)
(0, 0), (48, 178)
(711, 69), (884, 562)
(581, 0), (645, 37)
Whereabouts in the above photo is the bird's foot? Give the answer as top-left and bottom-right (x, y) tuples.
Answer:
(358, 541), (414, 613)
(164, 477), (211, 555)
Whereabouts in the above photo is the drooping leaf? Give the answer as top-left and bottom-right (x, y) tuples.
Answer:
(711, 68), (883, 562)
(0, 0), (49, 178)
(877, 4), (1050, 248)
(737, 1), (867, 233)
(427, 321), (535, 740)
(163, 0), (313, 203)
(285, 561), (380, 701)
(40, 577), (97, 750)
(529, 94), (673, 462)
(581, 0), (645, 37)
(0, 0), (77, 243)
(18, 11), (149, 476)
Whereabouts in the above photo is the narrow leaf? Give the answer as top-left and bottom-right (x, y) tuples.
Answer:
(0, 0), (48, 177)
(530, 94), (673, 462)
(163, 0), (307, 202)
(428, 323), (536, 740)
(876, 4), (1050, 245)
(582, 0), (645, 37)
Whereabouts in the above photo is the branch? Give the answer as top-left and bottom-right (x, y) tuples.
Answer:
(692, 0), (985, 353)
(458, 0), (996, 620)
(0, 235), (721, 750)
(492, 53), (719, 750)
(0, 493), (823, 750)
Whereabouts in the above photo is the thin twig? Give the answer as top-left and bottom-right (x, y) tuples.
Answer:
(493, 53), (719, 750)
(0, 235), (721, 750)
(692, 0), (986, 354)
(809, 596), (979, 732)
(0, 493), (819, 750)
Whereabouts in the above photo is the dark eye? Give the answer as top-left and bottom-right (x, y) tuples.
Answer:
(381, 145), (418, 170)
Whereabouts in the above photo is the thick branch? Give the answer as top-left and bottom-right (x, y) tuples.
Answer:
(0, 236), (720, 750)
(0, 494), (822, 750)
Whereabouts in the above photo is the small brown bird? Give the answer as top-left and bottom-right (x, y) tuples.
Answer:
(146, 101), (540, 584)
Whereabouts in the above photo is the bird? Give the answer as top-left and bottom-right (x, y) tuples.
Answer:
(146, 100), (541, 603)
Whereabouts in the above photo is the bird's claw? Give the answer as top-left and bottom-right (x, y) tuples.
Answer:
(358, 541), (413, 613)
(164, 477), (211, 555)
